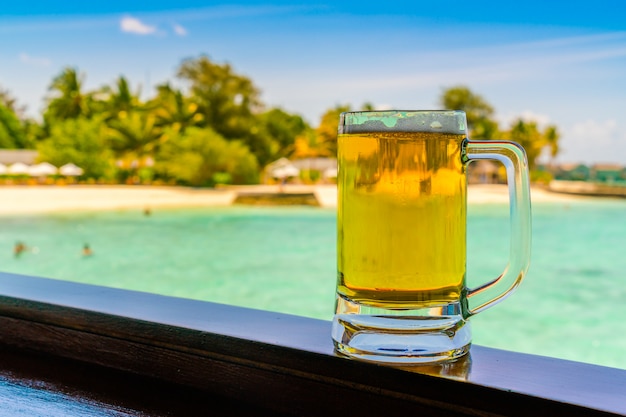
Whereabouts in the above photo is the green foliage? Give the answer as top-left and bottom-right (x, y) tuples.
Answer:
(211, 172), (232, 185)
(156, 127), (259, 186)
(0, 88), (19, 114)
(97, 76), (142, 120)
(530, 169), (553, 185)
(440, 86), (499, 139)
(0, 88), (23, 116)
(239, 108), (313, 166)
(0, 104), (28, 148)
(0, 86), (37, 148)
(440, 86), (561, 170)
(0, 57), (562, 186)
(177, 55), (261, 138)
(22, 119), (45, 147)
(137, 167), (155, 183)
(176, 55), (289, 166)
(505, 119), (560, 170)
(300, 169), (321, 183)
(36, 117), (115, 178)
(544, 125), (560, 161)
(148, 83), (201, 133)
(315, 104), (351, 157)
(507, 119), (542, 169)
(106, 111), (162, 158)
(302, 103), (374, 159)
(258, 108), (309, 154)
(44, 67), (94, 122)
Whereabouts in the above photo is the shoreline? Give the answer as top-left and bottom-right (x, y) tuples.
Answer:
(0, 185), (236, 215)
(0, 183), (599, 215)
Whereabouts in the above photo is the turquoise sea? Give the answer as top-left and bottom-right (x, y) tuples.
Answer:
(1, 198), (625, 370)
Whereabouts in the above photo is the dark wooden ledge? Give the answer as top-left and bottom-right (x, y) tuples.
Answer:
(0, 272), (624, 416)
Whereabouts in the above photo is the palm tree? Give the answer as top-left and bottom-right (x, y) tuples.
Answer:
(148, 83), (202, 133)
(98, 76), (141, 120)
(440, 86), (499, 139)
(106, 111), (163, 170)
(544, 125), (560, 168)
(0, 104), (27, 148)
(0, 87), (26, 119)
(176, 55), (262, 138)
(45, 67), (93, 120)
(315, 105), (350, 158)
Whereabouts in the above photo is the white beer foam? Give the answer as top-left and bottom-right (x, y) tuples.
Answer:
(340, 110), (467, 134)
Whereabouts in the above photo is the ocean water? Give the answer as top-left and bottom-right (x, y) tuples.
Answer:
(1, 199), (625, 370)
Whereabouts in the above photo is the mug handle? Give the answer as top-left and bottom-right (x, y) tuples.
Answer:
(463, 140), (532, 317)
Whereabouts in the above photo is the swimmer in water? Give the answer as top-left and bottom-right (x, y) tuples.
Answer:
(14, 241), (27, 258)
(82, 243), (93, 257)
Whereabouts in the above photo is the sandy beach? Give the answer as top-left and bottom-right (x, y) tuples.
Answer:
(0, 185), (236, 215)
(467, 184), (592, 204)
(315, 184), (590, 206)
(0, 183), (590, 215)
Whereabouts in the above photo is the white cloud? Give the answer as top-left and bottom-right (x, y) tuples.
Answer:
(19, 53), (51, 67)
(173, 23), (188, 36)
(569, 119), (619, 145)
(120, 16), (156, 35)
(558, 119), (626, 164)
(497, 110), (552, 129)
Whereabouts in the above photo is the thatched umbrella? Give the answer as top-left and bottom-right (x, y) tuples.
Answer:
(7, 162), (30, 175)
(28, 162), (58, 177)
(59, 163), (84, 176)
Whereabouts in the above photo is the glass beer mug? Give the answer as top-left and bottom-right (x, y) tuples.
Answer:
(332, 110), (531, 363)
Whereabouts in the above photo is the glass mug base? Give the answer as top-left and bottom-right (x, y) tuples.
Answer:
(332, 297), (472, 364)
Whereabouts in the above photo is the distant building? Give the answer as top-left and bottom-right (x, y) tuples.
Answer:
(291, 158), (337, 173)
(551, 163), (626, 184)
(264, 157), (300, 182)
(467, 160), (501, 184)
(553, 163), (591, 181)
(590, 163), (625, 184)
(264, 157), (337, 184)
(0, 149), (38, 165)
(292, 158), (337, 181)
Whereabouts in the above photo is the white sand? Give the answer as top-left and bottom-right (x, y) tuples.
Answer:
(0, 185), (237, 215)
(467, 184), (592, 204)
(317, 184), (590, 206)
(0, 183), (588, 215)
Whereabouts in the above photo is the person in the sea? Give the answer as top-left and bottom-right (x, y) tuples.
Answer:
(14, 241), (27, 258)
(82, 244), (93, 257)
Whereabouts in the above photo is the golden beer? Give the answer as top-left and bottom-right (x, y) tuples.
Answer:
(337, 131), (467, 309)
(332, 110), (530, 364)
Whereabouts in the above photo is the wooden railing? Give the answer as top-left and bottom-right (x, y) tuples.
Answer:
(0, 272), (624, 416)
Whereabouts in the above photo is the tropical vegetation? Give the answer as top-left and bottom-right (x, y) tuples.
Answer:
(0, 55), (560, 185)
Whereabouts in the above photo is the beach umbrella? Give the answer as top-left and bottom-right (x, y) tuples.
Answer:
(7, 162), (30, 175)
(323, 167), (338, 179)
(59, 163), (84, 176)
(0, 163), (6, 175)
(271, 165), (300, 178)
(28, 162), (58, 176)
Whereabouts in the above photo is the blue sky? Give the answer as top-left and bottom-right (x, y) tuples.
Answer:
(1, 1), (626, 164)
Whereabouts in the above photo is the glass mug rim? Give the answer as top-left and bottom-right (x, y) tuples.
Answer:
(339, 110), (467, 135)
